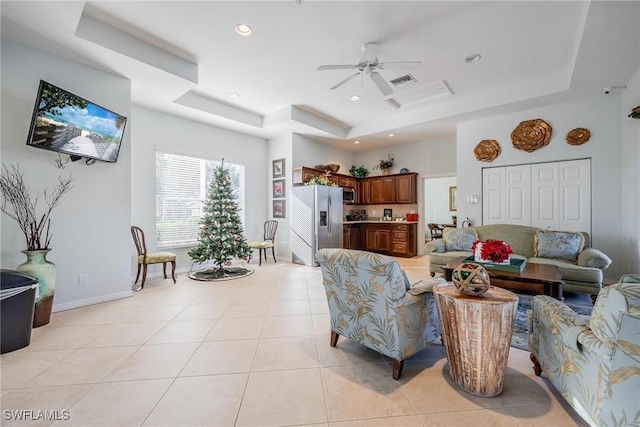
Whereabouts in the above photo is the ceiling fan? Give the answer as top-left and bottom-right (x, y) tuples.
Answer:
(317, 42), (422, 96)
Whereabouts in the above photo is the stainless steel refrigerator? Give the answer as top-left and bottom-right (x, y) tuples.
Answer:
(291, 185), (343, 266)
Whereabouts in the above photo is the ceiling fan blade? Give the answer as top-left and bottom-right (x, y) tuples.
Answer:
(378, 61), (423, 70)
(330, 72), (361, 90)
(318, 65), (358, 71)
(370, 72), (392, 96)
(362, 43), (380, 63)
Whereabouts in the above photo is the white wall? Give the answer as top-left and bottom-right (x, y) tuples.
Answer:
(267, 133), (293, 260)
(424, 176), (457, 225)
(130, 106), (267, 275)
(621, 66), (640, 275)
(292, 134), (355, 172)
(457, 94), (625, 280)
(1, 41), (132, 310)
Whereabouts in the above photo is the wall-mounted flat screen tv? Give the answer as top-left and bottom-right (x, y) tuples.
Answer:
(26, 80), (127, 163)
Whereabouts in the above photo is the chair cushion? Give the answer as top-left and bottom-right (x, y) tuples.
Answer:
(139, 252), (176, 264)
(534, 229), (585, 262)
(248, 241), (274, 249)
(443, 229), (478, 251)
(527, 257), (603, 283)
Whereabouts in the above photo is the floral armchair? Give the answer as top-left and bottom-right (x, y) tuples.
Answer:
(528, 275), (640, 426)
(316, 248), (441, 379)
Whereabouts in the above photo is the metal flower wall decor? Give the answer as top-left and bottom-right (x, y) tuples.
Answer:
(473, 139), (501, 162)
(566, 128), (591, 146)
(511, 119), (552, 152)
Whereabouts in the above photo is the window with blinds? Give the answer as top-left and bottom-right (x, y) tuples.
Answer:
(156, 152), (245, 249)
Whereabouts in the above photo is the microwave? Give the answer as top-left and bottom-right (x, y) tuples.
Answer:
(343, 187), (356, 204)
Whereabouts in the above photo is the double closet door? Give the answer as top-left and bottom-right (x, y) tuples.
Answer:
(482, 159), (591, 234)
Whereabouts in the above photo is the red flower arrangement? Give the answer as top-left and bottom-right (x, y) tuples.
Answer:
(472, 239), (513, 263)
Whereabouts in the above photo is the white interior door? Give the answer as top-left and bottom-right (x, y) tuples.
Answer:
(483, 159), (591, 234)
(505, 165), (531, 225)
(558, 159), (591, 233)
(531, 162), (559, 230)
(483, 168), (505, 224)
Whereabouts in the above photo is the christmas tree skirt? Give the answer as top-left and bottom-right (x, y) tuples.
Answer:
(188, 267), (254, 281)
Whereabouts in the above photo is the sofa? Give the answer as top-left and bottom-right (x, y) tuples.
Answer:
(425, 224), (612, 300)
(316, 248), (442, 380)
(527, 275), (640, 426)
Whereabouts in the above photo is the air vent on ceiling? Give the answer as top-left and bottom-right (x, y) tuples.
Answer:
(385, 80), (453, 109)
(390, 74), (419, 88)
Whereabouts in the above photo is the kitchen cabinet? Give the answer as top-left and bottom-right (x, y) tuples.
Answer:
(369, 177), (395, 204)
(292, 167), (323, 184)
(363, 223), (417, 257)
(339, 177), (356, 188)
(343, 224), (361, 249)
(292, 167), (357, 188)
(395, 173), (417, 204)
(364, 224), (391, 252)
(358, 173), (416, 205)
(358, 180), (371, 204)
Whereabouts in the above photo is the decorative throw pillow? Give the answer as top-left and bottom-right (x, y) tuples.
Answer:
(534, 229), (585, 262)
(444, 229), (479, 251)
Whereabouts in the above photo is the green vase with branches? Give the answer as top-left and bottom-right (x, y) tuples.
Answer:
(0, 164), (74, 327)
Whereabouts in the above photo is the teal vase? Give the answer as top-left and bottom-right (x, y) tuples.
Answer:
(16, 249), (56, 328)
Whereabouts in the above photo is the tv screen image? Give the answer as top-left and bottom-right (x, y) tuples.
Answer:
(26, 80), (127, 163)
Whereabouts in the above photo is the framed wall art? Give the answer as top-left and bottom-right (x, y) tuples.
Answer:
(272, 158), (285, 178)
(272, 179), (285, 198)
(273, 199), (286, 218)
(449, 186), (457, 211)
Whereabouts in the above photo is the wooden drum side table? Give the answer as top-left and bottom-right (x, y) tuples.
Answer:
(433, 284), (518, 397)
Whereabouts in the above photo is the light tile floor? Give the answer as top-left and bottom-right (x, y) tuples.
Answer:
(0, 256), (588, 427)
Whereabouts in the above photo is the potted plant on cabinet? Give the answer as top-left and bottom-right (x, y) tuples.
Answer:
(0, 164), (74, 327)
(373, 154), (395, 175)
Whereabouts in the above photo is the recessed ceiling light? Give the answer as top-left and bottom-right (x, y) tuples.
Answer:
(228, 92), (240, 99)
(350, 95), (361, 101)
(235, 24), (252, 36)
(388, 133), (395, 137)
(465, 54), (481, 63)
(354, 140), (361, 144)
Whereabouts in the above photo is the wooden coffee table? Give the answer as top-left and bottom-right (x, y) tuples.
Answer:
(442, 257), (564, 301)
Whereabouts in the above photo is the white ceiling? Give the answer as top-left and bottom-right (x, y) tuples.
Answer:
(2, 1), (638, 151)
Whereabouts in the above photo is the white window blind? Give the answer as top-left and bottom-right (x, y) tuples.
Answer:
(156, 151), (245, 249)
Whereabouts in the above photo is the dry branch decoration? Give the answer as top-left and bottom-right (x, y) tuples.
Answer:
(566, 128), (591, 146)
(511, 119), (552, 152)
(473, 139), (501, 162)
(0, 164), (74, 251)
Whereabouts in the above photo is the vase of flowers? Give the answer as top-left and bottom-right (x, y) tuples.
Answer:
(0, 164), (73, 327)
(373, 154), (395, 175)
(472, 239), (513, 265)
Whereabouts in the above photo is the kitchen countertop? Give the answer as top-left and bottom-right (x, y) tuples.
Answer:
(343, 220), (419, 225)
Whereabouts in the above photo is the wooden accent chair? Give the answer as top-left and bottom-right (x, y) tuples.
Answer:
(427, 223), (443, 239)
(130, 226), (176, 291)
(248, 220), (278, 266)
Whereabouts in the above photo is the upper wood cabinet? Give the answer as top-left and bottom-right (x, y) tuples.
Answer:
(395, 173), (417, 204)
(370, 177), (395, 204)
(292, 167), (417, 205)
(359, 173), (417, 205)
(292, 167), (356, 188)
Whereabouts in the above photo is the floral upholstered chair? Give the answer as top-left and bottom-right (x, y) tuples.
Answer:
(528, 274), (640, 426)
(316, 248), (442, 380)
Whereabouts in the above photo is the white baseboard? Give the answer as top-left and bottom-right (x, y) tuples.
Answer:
(52, 290), (133, 313)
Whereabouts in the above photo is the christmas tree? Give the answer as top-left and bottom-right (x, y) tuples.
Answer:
(188, 160), (252, 278)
